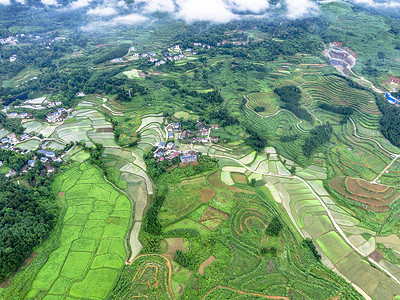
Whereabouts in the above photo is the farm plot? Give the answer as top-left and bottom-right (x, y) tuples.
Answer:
(136, 115), (164, 133)
(22, 121), (46, 134)
(17, 139), (40, 150)
(302, 75), (381, 129)
(329, 176), (399, 212)
(52, 119), (93, 144)
(0, 128), (9, 138)
(329, 123), (393, 181)
(108, 254), (174, 299)
(246, 92), (281, 116)
(25, 162), (131, 299)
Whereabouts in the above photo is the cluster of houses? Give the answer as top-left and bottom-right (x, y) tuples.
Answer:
(3, 154), (56, 179)
(166, 121), (219, 144)
(46, 101), (63, 108)
(0, 36), (18, 45)
(46, 108), (66, 123)
(153, 141), (199, 164)
(152, 121), (220, 164)
(1, 133), (32, 151)
(0, 33), (42, 46)
(0, 136), (60, 178)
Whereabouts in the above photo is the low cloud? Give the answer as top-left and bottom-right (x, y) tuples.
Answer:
(82, 13), (148, 30)
(41, 0), (58, 5)
(176, 0), (237, 23)
(68, 0), (92, 9)
(110, 13), (148, 25)
(285, 0), (319, 19)
(87, 6), (118, 16)
(0, 0), (10, 4)
(138, 0), (176, 13)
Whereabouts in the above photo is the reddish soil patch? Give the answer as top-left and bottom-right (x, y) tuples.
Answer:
(383, 75), (400, 85)
(200, 206), (230, 221)
(57, 192), (65, 197)
(208, 172), (227, 189)
(198, 255), (216, 275)
(199, 206), (230, 230)
(229, 187), (256, 195)
(330, 176), (399, 211)
(15, 74), (30, 83)
(96, 127), (114, 133)
(163, 238), (185, 260)
(199, 188), (216, 203)
(369, 250), (383, 262)
(180, 161), (199, 168)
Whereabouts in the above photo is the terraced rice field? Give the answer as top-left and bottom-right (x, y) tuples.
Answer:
(0, 128), (9, 138)
(17, 139), (40, 150)
(25, 162), (132, 299)
(328, 121), (392, 181)
(22, 121), (47, 134)
(302, 75), (381, 129)
(246, 92), (281, 116)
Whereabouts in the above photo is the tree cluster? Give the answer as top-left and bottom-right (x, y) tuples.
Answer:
(274, 86), (313, 122)
(0, 182), (57, 281)
(302, 123), (333, 157)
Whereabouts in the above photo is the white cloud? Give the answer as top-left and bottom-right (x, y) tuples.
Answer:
(138, 0), (176, 12)
(176, 0), (237, 23)
(82, 13), (148, 31)
(0, 0), (10, 4)
(110, 13), (148, 25)
(15, 0), (25, 4)
(41, 0), (58, 5)
(227, 0), (270, 13)
(285, 0), (319, 19)
(87, 6), (118, 16)
(69, 0), (92, 9)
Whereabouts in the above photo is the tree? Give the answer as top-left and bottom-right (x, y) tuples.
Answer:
(265, 217), (283, 236)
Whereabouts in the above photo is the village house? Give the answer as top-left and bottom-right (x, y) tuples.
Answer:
(166, 142), (174, 150)
(20, 133), (30, 141)
(6, 169), (17, 178)
(0, 161), (3, 167)
(8, 133), (17, 143)
(28, 160), (35, 167)
(166, 151), (180, 161)
(180, 155), (198, 164)
(38, 149), (56, 158)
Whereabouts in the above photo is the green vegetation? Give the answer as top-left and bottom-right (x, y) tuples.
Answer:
(0, 182), (57, 282)
(3, 160), (131, 299)
(275, 85), (313, 122)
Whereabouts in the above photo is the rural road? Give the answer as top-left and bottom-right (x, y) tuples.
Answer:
(350, 118), (400, 184)
(208, 153), (400, 287)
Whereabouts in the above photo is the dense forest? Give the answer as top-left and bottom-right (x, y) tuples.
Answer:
(302, 123), (333, 157)
(274, 86), (313, 122)
(0, 183), (57, 281)
(376, 94), (400, 147)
